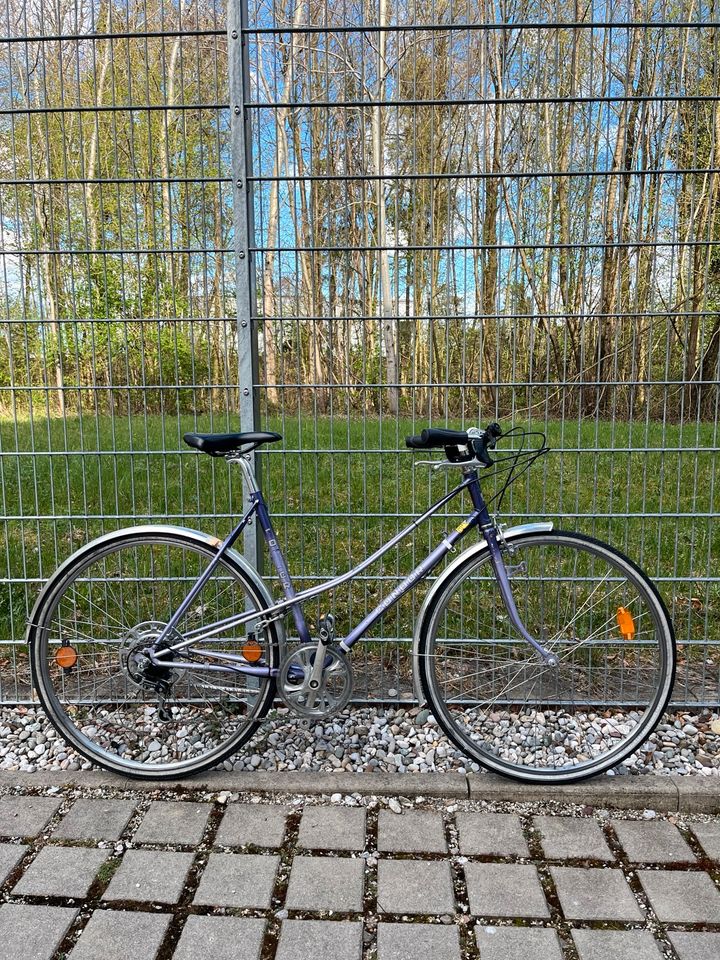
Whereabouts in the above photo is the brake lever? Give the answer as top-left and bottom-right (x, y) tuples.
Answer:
(474, 445), (494, 467)
(414, 459), (488, 472)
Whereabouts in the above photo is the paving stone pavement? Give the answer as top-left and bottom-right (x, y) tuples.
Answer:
(0, 786), (718, 959)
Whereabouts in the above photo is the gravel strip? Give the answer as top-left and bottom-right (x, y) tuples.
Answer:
(1, 705), (718, 777)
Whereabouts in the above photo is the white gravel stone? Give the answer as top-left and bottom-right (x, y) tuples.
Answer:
(0, 705), (717, 777)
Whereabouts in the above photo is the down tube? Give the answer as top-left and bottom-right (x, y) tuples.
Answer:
(341, 512), (481, 650)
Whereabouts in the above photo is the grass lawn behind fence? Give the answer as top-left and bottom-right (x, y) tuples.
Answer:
(0, 415), (717, 676)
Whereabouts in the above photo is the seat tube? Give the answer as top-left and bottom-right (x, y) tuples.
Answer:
(252, 492), (312, 645)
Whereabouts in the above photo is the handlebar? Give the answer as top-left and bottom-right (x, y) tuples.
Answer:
(405, 422), (503, 467)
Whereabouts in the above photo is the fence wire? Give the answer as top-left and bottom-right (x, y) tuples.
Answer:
(0, 0), (719, 707)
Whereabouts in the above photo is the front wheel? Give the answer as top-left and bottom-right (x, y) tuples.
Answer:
(29, 528), (279, 779)
(418, 531), (676, 783)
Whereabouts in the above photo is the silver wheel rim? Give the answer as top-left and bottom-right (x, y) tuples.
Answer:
(422, 534), (674, 781)
(32, 533), (275, 776)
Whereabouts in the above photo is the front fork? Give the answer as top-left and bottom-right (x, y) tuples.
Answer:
(466, 470), (558, 667)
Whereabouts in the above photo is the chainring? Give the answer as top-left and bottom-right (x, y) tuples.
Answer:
(277, 644), (352, 719)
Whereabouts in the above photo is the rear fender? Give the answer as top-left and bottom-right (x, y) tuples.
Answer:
(26, 524), (285, 657)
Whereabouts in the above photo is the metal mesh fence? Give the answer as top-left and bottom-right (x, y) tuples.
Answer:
(0, 0), (243, 699)
(1, 0), (719, 706)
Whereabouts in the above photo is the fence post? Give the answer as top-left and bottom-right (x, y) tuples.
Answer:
(227, 0), (262, 573)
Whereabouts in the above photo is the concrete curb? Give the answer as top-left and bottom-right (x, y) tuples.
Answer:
(0, 769), (717, 812)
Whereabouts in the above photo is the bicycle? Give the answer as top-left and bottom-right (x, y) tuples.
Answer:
(28, 422), (676, 783)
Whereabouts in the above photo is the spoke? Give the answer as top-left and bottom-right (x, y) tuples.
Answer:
(47, 626), (120, 646)
(180, 578), (242, 627)
(423, 651), (524, 676)
(50, 662), (124, 679)
(53, 613), (126, 638)
(438, 654), (536, 687)
(185, 613), (264, 645)
(67, 585), (128, 630)
(544, 571), (617, 648)
(101, 577), (128, 622)
(444, 655), (539, 704)
(419, 640), (506, 660)
(553, 608), (650, 666)
(72, 669), (131, 700)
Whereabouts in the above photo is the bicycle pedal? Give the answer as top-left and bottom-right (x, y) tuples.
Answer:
(318, 613), (335, 644)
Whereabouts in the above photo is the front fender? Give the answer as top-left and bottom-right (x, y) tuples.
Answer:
(411, 521), (553, 705)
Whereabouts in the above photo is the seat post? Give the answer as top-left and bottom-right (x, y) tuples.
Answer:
(226, 451), (261, 497)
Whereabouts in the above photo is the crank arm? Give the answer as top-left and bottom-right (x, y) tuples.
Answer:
(304, 638), (329, 710)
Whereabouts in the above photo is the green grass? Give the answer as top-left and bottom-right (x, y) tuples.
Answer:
(0, 414), (717, 654)
(96, 859), (119, 885)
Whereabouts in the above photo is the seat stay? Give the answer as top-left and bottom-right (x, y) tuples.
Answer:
(148, 500), (259, 655)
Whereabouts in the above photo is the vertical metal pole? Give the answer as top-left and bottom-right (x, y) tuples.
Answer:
(227, 0), (262, 572)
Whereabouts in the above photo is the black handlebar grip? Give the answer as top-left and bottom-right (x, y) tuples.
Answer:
(406, 425), (502, 453)
(405, 428), (469, 449)
(420, 427), (469, 447)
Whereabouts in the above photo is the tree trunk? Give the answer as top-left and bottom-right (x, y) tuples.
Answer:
(30, 68), (65, 416)
(596, 21), (641, 416)
(85, 2), (113, 258)
(257, 0), (305, 408)
(372, 0), (399, 415)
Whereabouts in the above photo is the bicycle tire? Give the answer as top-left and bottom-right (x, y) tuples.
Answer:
(29, 527), (280, 779)
(417, 531), (676, 783)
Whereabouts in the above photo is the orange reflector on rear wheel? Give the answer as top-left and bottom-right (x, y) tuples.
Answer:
(616, 606), (635, 641)
(55, 646), (78, 669)
(242, 639), (263, 663)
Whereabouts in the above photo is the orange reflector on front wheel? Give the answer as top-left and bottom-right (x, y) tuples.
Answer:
(242, 639), (263, 663)
(55, 646), (78, 669)
(616, 606), (635, 641)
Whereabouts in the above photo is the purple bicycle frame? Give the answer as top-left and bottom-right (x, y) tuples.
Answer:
(149, 466), (552, 677)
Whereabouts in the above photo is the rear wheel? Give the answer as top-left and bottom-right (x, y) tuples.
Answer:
(29, 529), (279, 779)
(418, 531), (675, 782)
